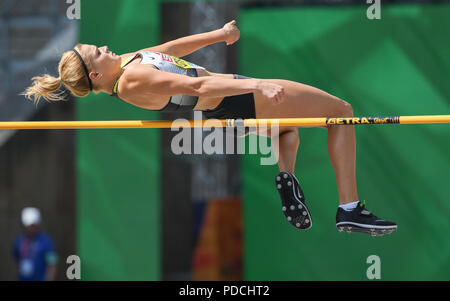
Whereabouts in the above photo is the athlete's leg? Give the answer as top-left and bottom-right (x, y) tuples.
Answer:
(259, 126), (311, 229)
(260, 126), (299, 173)
(254, 79), (358, 205)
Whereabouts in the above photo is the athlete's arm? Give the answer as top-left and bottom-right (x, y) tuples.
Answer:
(134, 20), (239, 58)
(119, 32), (222, 59)
(121, 64), (284, 104)
(148, 30), (225, 57)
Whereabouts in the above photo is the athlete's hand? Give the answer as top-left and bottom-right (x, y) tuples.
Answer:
(222, 20), (240, 46)
(257, 81), (285, 105)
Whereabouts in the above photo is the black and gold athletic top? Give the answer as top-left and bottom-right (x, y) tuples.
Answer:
(111, 51), (205, 112)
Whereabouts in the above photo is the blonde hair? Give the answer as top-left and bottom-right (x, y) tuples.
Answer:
(22, 43), (93, 105)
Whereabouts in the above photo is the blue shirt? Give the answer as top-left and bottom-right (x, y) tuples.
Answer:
(13, 232), (57, 281)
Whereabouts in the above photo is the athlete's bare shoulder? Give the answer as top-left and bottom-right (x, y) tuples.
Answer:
(117, 64), (157, 96)
(117, 63), (198, 109)
(121, 63), (159, 85)
(114, 65), (169, 110)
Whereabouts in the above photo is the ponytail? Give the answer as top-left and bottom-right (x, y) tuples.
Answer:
(21, 74), (65, 105)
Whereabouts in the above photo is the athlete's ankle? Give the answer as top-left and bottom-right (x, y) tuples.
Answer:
(338, 200), (360, 211)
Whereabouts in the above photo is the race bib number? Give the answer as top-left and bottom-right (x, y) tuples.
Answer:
(154, 51), (205, 70)
(159, 53), (191, 69)
(172, 56), (191, 69)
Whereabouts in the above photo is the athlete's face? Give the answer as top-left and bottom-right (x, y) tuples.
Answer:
(80, 44), (122, 83)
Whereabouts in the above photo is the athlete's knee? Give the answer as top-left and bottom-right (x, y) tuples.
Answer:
(283, 126), (298, 135)
(270, 126), (295, 137)
(278, 127), (299, 145)
(336, 100), (353, 117)
(323, 99), (353, 129)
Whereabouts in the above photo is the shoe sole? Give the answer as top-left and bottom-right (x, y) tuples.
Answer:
(336, 222), (397, 237)
(276, 172), (312, 230)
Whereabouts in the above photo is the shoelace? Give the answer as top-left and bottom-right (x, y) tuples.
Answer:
(359, 200), (374, 216)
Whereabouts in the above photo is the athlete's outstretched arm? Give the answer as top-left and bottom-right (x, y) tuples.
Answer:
(120, 64), (285, 105)
(141, 20), (240, 57)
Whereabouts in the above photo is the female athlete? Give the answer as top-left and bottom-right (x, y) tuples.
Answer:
(23, 20), (397, 236)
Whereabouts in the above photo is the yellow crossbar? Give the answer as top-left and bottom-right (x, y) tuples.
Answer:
(0, 115), (449, 130)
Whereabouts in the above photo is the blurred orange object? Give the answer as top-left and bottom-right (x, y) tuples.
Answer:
(192, 198), (243, 281)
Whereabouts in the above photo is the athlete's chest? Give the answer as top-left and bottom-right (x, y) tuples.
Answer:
(140, 51), (204, 72)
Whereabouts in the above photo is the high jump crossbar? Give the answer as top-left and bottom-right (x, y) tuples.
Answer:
(0, 115), (449, 130)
